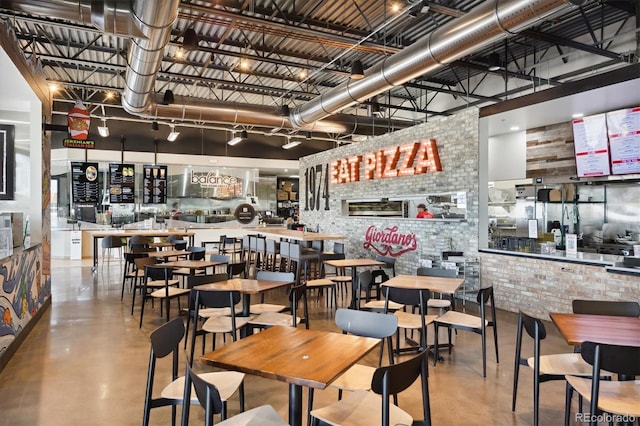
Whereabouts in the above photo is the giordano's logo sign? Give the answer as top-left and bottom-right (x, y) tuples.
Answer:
(190, 171), (239, 188)
(330, 139), (442, 184)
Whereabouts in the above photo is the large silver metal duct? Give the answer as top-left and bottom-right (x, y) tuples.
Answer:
(3, 0), (144, 37)
(290, 0), (584, 128)
(121, 0), (180, 114)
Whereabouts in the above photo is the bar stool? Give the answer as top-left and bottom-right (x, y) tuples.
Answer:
(264, 239), (280, 271)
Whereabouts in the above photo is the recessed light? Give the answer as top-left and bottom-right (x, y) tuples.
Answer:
(572, 113), (584, 118)
(510, 126), (520, 131)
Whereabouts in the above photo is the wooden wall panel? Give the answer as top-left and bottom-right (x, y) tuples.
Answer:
(526, 122), (577, 177)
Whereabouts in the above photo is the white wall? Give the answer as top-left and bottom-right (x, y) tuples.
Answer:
(487, 131), (526, 181)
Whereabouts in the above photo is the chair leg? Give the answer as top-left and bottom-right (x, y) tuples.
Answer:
(512, 315), (522, 412)
(433, 325), (439, 367)
(481, 325), (487, 378)
(564, 382), (573, 426)
(307, 388), (314, 426)
(239, 381), (245, 412)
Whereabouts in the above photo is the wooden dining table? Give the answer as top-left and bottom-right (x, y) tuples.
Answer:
(323, 258), (385, 309)
(200, 325), (379, 426)
(550, 313), (640, 347)
(158, 259), (228, 276)
(193, 277), (293, 316)
(382, 274), (465, 294)
(146, 249), (189, 261)
(87, 229), (195, 272)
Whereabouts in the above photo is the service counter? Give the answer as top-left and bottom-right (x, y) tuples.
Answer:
(479, 248), (639, 320)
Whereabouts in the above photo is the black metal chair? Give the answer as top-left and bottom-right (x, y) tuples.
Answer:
(512, 311), (595, 426)
(142, 318), (245, 426)
(564, 341), (640, 426)
(572, 299), (640, 317)
(248, 280), (309, 330)
(417, 266), (457, 311)
(310, 350), (432, 426)
(101, 235), (123, 268)
(182, 362), (286, 426)
(433, 286), (499, 377)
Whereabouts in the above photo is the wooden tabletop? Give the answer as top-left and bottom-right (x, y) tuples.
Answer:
(383, 274), (465, 295)
(249, 228), (346, 242)
(88, 229), (195, 238)
(324, 258), (385, 268)
(159, 260), (227, 270)
(200, 326), (379, 389)
(147, 250), (189, 259)
(550, 313), (640, 346)
(194, 278), (293, 294)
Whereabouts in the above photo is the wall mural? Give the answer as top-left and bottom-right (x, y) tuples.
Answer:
(0, 247), (50, 355)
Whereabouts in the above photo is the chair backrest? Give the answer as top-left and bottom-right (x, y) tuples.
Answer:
(102, 235), (123, 249)
(145, 264), (173, 281)
(518, 310), (547, 341)
(384, 286), (430, 308)
(333, 242), (345, 254)
(187, 273), (229, 289)
(416, 267), (457, 278)
(209, 254), (229, 263)
(580, 341), (640, 377)
(371, 350), (430, 426)
(266, 239), (277, 254)
(476, 286), (496, 324)
(227, 262), (246, 278)
(149, 316), (185, 359)
(184, 362), (224, 423)
(129, 235), (151, 249)
(134, 256), (157, 273)
(319, 252), (345, 277)
(572, 299), (640, 317)
(375, 255), (396, 273)
(188, 246), (206, 260)
(335, 308), (398, 339)
(256, 270), (295, 283)
(173, 240), (188, 251)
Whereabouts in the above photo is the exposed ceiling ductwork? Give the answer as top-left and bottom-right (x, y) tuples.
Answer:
(5, 0), (587, 137)
(290, 0), (585, 128)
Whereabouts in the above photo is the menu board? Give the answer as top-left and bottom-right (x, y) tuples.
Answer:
(606, 107), (640, 175)
(142, 165), (167, 204)
(71, 161), (99, 203)
(572, 113), (610, 177)
(109, 163), (135, 204)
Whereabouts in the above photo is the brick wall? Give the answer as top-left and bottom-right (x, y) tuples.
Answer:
(299, 108), (480, 276)
(481, 252), (639, 319)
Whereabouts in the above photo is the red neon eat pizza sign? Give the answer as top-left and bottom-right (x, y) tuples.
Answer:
(330, 139), (442, 184)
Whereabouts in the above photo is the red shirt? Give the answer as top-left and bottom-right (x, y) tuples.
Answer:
(417, 210), (434, 219)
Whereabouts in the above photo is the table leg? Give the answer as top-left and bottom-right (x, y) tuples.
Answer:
(348, 267), (358, 309)
(91, 236), (99, 273)
(289, 383), (303, 426)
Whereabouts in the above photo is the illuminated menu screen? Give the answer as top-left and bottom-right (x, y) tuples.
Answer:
(71, 161), (99, 203)
(109, 163), (135, 204)
(142, 165), (167, 204)
(607, 107), (640, 175)
(572, 113), (610, 178)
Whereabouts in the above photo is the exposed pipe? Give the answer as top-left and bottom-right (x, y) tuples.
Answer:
(290, 0), (585, 128)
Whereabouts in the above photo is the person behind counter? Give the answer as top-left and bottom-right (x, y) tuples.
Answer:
(417, 203), (434, 219)
(171, 202), (182, 219)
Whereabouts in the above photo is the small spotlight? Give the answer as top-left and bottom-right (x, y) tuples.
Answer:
(48, 83), (59, 92)
(162, 90), (175, 105)
(151, 121), (159, 131)
(98, 119), (109, 137)
(174, 48), (185, 60)
(298, 69), (307, 80)
(228, 130), (248, 146)
(350, 60), (364, 80)
(487, 52), (501, 71)
(104, 91), (115, 100)
(167, 124), (180, 142)
(282, 140), (301, 150)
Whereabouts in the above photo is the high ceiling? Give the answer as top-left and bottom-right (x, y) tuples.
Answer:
(0, 0), (637, 160)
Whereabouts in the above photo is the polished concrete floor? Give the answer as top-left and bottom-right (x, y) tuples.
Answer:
(0, 257), (585, 425)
